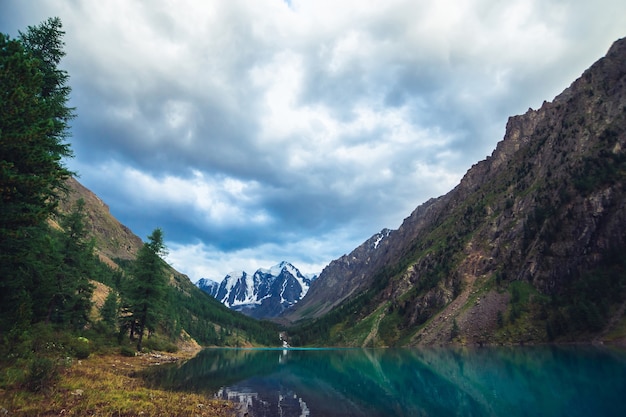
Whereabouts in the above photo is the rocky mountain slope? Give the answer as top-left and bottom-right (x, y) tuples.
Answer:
(59, 177), (143, 264)
(284, 37), (626, 347)
(197, 262), (317, 319)
(280, 229), (393, 320)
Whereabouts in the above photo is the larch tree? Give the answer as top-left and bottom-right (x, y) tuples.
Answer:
(0, 17), (74, 332)
(51, 198), (95, 329)
(126, 228), (169, 351)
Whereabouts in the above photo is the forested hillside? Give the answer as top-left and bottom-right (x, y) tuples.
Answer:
(60, 176), (280, 349)
(0, 17), (279, 377)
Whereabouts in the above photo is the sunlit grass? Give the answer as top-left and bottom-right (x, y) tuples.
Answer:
(0, 352), (236, 416)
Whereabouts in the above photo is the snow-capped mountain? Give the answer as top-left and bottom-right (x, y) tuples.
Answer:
(195, 262), (318, 319)
(196, 278), (220, 297)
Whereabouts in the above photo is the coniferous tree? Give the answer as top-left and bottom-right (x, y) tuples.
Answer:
(100, 290), (118, 331)
(52, 198), (95, 329)
(19, 17), (73, 116)
(1, 18), (74, 234)
(125, 228), (169, 351)
(18, 199), (95, 330)
(0, 18), (74, 333)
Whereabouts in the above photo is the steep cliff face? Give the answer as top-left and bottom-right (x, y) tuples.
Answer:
(285, 38), (626, 346)
(283, 229), (394, 320)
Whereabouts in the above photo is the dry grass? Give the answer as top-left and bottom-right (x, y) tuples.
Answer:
(89, 281), (113, 322)
(0, 352), (236, 417)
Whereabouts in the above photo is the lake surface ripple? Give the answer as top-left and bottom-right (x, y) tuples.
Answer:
(142, 346), (626, 417)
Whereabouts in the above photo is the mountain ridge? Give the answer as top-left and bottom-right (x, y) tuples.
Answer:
(284, 37), (626, 347)
(196, 261), (317, 319)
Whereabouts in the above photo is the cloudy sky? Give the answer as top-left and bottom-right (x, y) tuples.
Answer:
(2, 1), (625, 282)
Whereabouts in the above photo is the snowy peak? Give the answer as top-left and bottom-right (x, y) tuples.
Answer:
(216, 271), (257, 307)
(195, 262), (318, 319)
(267, 261), (313, 301)
(195, 278), (220, 297)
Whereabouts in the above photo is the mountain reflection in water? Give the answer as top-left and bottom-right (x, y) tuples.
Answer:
(141, 346), (626, 417)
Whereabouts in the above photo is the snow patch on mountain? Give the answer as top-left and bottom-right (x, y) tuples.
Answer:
(372, 228), (392, 249)
(196, 278), (219, 297)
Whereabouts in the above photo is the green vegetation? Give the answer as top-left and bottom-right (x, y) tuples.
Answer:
(546, 255), (626, 340)
(1, 17), (75, 334)
(120, 228), (169, 351)
(0, 19), (280, 412)
(507, 280), (535, 323)
(289, 267), (395, 346)
(1, 349), (235, 416)
(289, 194), (478, 346)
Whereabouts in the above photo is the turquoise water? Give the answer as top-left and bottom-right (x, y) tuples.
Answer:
(143, 346), (626, 416)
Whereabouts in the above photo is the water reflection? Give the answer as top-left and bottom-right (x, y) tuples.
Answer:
(142, 346), (626, 417)
(216, 382), (310, 417)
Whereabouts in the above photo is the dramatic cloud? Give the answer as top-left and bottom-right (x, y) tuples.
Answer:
(2, 0), (625, 280)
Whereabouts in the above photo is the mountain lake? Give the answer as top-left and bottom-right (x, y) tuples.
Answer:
(141, 345), (626, 417)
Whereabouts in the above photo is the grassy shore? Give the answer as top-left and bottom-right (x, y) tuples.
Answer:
(0, 349), (236, 416)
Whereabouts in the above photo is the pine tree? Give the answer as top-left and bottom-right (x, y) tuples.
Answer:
(125, 228), (169, 351)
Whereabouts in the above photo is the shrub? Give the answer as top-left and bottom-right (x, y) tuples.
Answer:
(120, 346), (136, 357)
(143, 336), (178, 353)
(70, 337), (91, 359)
(26, 357), (59, 393)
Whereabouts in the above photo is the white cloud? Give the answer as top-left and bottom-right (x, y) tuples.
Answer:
(88, 161), (271, 228)
(4, 0), (625, 279)
(166, 233), (348, 282)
